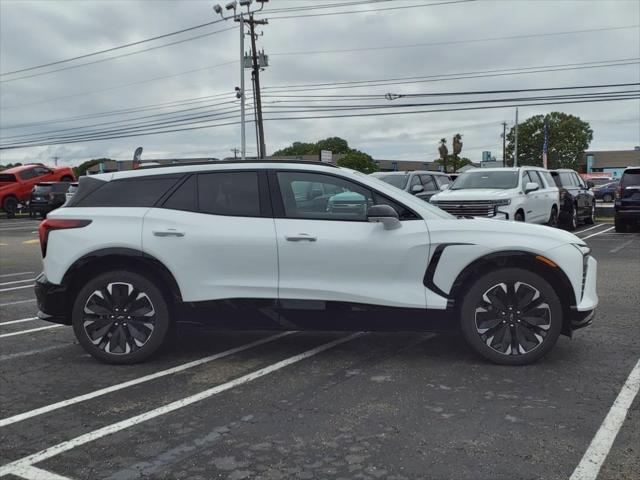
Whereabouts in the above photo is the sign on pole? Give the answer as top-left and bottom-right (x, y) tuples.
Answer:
(320, 150), (332, 163)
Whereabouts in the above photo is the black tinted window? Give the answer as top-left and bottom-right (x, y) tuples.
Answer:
(76, 176), (180, 207)
(163, 175), (197, 212)
(621, 169), (640, 187)
(0, 174), (17, 182)
(559, 172), (576, 187)
(198, 171), (260, 216)
(19, 168), (39, 180)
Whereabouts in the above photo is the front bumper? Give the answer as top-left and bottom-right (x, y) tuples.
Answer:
(570, 255), (598, 331)
(34, 273), (71, 325)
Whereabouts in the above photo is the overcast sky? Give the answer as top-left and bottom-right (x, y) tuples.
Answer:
(0, 0), (638, 166)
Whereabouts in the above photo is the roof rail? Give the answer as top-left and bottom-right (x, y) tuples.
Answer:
(140, 159), (340, 170)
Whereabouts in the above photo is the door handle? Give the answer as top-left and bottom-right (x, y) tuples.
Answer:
(153, 229), (185, 237)
(285, 233), (317, 242)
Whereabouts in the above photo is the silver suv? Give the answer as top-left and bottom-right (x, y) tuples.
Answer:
(371, 171), (452, 202)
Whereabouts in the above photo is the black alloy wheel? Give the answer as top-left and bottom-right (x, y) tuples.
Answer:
(547, 206), (558, 227)
(584, 204), (595, 225)
(602, 193), (613, 203)
(72, 270), (170, 364)
(460, 268), (562, 365)
(566, 204), (578, 230)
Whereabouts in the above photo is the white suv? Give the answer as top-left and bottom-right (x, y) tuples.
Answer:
(35, 161), (596, 365)
(430, 167), (560, 225)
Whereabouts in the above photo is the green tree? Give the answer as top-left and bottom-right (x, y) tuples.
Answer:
(336, 149), (378, 174)
(0, 162), (23, 170)
(316, 137), (350, 154)
(74, 158), (107, 177)
(273, 137), (351, 156)
(506, 112), (592, 169)
(435, 155), (471, 172)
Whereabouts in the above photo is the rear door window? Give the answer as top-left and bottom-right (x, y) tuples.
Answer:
(163, 175), (197, 212)
(419, 175), (437, 191)
(558, 172), (576, 187)
(74, 176), (181, 207)
(197, 171), (260, 217)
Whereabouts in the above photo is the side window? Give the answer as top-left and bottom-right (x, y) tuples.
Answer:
(409, 175), (421, 191)
(522, 171), (533, 186)
(419, 175), (437, 191)
(277, 171), (373, 221)
(541, 171), (555, 188)
(532, 171), (545, 187)
(33, 167), (50, 177)
(559, 172), (576, 187)
(574, 173), (586, 188)
(19, 168), (38, 180)
(163, 175), (197, 212)
(75, 176), (181, 207)
(198, 171), (260, 217)
(434, 175), (451, 187)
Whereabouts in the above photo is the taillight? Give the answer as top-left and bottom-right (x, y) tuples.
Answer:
(615, 186), (622, 200)
(38, 219), (92, 257)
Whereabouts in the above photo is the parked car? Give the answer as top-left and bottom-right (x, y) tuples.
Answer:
(614, 166), (640, 232)
(28, 182), (71, 217)
(430, 167), (560, 225)
(0, 164), (75, 217)
(592, 181), (618, 203)
(371, 171), (452, 202)
(549, 169), (596, 230)
(585, 177), (614, 187)
(35, 161), (596, 366)
(65, 182), (79, 204)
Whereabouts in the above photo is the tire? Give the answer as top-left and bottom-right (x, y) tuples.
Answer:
(584, 204), (595, 225)
(514, 211), (525, 222)
(459, 268), (562, 365)
(614, 218), (627, 233)
(3, 196), (18, 217)
(61, 176), (74, 182)
(565, 204), (578, 230)
(546, 206), (558, 227)
(602, 193), (613, 203)
(72, 270), (171, 364)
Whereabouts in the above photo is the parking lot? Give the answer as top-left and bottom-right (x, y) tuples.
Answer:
(0, 217), (638, 480)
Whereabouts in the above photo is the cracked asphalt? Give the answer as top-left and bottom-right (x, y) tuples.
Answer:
(0, 217), (638, 480)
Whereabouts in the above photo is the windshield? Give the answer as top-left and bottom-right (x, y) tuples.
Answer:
(375, 174), (410, 190)
(450, 171), (519, 190)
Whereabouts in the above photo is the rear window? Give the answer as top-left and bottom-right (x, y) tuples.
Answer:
(0, 174), (17, 182)
(621, 169), (640, 187)
(197, 171), (260, 217)
(73, 175), (181, 207)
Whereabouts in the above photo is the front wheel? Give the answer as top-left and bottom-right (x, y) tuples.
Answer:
(459, 268), (562, 365)
(72, 270), (171, 364)
(584, 204), (595, 225)
(3, 196), (18, 218)
(565, 204), (578, 230)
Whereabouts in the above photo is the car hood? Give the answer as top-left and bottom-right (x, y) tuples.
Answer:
(431, 188), (515, 201)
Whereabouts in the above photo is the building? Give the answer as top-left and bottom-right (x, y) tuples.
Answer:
(581, 148), (640, 179)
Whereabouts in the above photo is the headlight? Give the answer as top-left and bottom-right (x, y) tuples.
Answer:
(493, 199), (511, 206)
(572, 243), (591, 256)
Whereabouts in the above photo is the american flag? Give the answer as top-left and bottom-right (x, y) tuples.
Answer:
(542, 122), (549, 168)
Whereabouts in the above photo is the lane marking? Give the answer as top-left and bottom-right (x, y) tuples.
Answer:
(575, 224), (606, 235)
(0, 227), (41, 232)
(0, 325), (62, 338)
(0, 299), (36, 307)
(8, 465), (74, 480)
(0, 317), (38, 326)
(570, 358), (640, 480)
(0, 285), (33, 293)
(609, 238), (636, 253)
(0, 332), (362, 476)
(21, 239), (39, 245)
(0, 278), (35, 286)
(0, 272), (34, 278)
(0, 331), (293, 427)
(581, 226), (615, 240)
(0, 344), (70, 362)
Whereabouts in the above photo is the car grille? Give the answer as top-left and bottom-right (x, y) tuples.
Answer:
(433, 200), (497, 217)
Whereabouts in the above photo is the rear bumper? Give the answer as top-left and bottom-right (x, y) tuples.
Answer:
(614, 207), (640, 221)
(34, 273), (71, 325)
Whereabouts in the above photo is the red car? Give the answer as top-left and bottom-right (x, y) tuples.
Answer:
(0, 164), (75, 217)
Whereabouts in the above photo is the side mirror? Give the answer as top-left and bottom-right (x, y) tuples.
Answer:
(367, 204), (401, 230)
(439, 184), (449, 191)
(411, 184), (424, 193)
(525, 182), (539, 194)
(587, 181), (595, 189)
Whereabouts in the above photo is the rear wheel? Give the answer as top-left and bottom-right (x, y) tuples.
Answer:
(72, 270), (171, 364)
(459, 268), (562, 365)
(547, 206), (558, 227)
(60, 175), (74, 182)
(584, 204), (595, 225)
(602, 193), (613, 203)
(565, 204), (578, 230)
(3, 196), (18, 218)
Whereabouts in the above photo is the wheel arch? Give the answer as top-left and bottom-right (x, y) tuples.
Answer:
(62, 248), (183, 316)
(449, 250), (576, 336)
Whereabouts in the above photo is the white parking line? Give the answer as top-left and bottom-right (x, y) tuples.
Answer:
(0, 325), (62, 338)
(0, 317), (38, 326)
(581, 226), (615, 240)
(0, 299), (36, 307)
(609, 238), (636, 253)
(0, 284), (33, 293)
(0, 278), (35, 286)
(570, 359), (640, 480)
(0, 344), (71, 362)
(0, 331), (293, 427)
(8, 465), (74, 480)
(575, 224), (605, 235)
(0, 332), (362, 477)
(0, 271), (34, 278)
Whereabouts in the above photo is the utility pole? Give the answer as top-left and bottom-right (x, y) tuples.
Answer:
(514, 108), (519, 167)
(51, 155), (60, 166)
(247, 13), (268, 158)
(230, 148), (240, 159)
(501, 121), (507, 165)
(213, 1), (268, 160)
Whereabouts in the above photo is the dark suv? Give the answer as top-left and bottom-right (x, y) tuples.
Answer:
(550, 169), (595, 230)
(614, 167), (640, 232)
(29, 182), (71, 217)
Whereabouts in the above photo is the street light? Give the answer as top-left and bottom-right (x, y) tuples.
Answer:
(239, 0), (252, 7)
(225, 1), (237, 11)
(213, 4), (222, 14)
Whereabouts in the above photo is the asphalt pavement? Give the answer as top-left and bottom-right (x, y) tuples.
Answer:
(0, 217), (638, 480)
